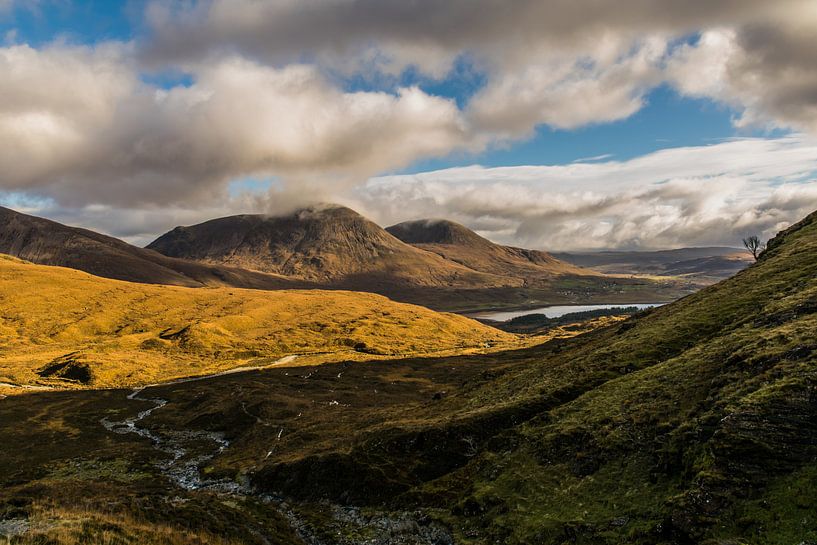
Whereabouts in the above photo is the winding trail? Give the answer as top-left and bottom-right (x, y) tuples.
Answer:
(140, 354), (300, 390)
(0, 382), (54, 391)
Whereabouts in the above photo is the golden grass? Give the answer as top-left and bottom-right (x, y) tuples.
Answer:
(2, 504), (244, 545)
(0, 255), (527, 389)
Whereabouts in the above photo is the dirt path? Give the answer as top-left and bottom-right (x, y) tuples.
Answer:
(0, 382), (54, 391)
(138, 354), (301, 390)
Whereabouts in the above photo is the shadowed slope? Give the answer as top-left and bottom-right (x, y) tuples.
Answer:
(386, 218), (596, 281)
(0, 206), (300, 290)
(197, 209), (816, 544)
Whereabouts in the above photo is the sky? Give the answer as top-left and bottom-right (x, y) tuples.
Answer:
(1, 1), (816, 250)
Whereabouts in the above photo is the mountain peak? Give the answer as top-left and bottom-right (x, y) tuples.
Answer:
(387, 217), (588, 280)
(146, 205), (510, 288)
(386, 218), (490, 246)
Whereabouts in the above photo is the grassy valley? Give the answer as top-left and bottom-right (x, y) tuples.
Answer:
(2, 3), (813, 545)
(1, 210), (815, 543)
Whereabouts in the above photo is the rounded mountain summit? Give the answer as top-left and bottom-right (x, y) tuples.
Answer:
(146, 205), (516, 288)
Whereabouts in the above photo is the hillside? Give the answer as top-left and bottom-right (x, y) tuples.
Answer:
(0, 255), (519, 389)
(386, 218), (594, 282)
(554, 246), (753, 283)
(264, 207), (811, 544)
(147, 205), (514, 289)
(0, 206), (301, 290)
(2, 211), (814, 544)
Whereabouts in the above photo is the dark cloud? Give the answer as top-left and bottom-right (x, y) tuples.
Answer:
(141, 0), (793, 67)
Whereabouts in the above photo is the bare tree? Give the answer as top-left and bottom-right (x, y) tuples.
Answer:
(742, 235), (765, 261)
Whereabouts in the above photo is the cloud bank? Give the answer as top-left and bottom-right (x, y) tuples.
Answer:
(356, 135), (817, 250)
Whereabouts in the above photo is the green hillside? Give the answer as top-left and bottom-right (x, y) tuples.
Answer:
(418, 209), (817, 543)
(1, 211), (815, 544)
(238, 209), (817, 544)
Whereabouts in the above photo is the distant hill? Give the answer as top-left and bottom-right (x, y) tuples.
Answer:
(0, 254), (517, 388)
(148, 207), (694, 309)
(0, 206), (299, 290)
(386, 218), (593, 283)
(554, 246), (752, 282)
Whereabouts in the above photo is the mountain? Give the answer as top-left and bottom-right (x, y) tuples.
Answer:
(554, 246), (753, 282)
(386, 218), (594, 282)
(0, 254), (517, 389)
(148, 206), (693, 310)
(0, 205), (689, 313)
(146, 205), (515, 290)
(0, 205), (299, 290)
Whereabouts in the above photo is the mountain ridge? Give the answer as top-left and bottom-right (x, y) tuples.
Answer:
(0, 204), (691, 312)
(147, 205), (513, 288)
(0, 205), (301, 290)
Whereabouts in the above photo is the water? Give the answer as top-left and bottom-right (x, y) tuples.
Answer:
(471, 303), (664, 322)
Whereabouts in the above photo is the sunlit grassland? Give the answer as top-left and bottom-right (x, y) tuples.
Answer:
(0, 255), (528, 389)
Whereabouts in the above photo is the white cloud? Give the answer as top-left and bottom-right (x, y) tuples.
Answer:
(0, 44), (472, 209)
(667, 22), (817, 134)
(354, 135), (817, 250)
(141, 0), (817, 138)
(6, 136), (816, 250)
(468, 35), (667, 137)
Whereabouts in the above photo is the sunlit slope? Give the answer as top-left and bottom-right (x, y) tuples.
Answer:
(0, 255), (515, 389)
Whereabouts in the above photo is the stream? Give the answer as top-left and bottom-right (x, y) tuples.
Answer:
(98, 355), (454, 545)
(99, 355), (303, 493)
(100, 386), (239, 492)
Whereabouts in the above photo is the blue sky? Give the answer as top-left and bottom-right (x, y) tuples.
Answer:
(404, 85), (746, 172)
(1, 0), (815, 249)
(1, 1), (145, 46)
